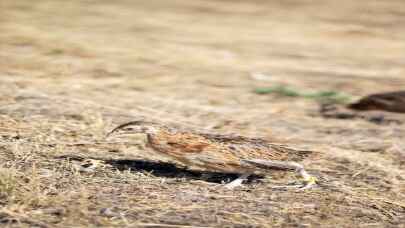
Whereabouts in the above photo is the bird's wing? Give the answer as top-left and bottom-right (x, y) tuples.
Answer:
(164, 132), (211, 153)
(198, 132), (313, 161)
(151, 131), (244, 172)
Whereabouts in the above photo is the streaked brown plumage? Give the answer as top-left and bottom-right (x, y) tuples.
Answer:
(107, 120), (317, 189)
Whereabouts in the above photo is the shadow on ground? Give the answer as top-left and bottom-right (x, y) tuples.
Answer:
(56, 155), (263, 184)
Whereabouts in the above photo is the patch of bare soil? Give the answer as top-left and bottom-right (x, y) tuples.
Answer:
(1, 0), (405, 227)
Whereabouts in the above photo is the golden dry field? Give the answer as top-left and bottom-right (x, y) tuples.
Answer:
(1, 0), (405, 227)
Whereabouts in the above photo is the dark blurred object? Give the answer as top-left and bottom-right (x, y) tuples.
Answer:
(320, 103), (403, 125)
(348, 91), (405, 113)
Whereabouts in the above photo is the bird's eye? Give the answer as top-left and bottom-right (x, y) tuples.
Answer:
(124, 127), (135, 131)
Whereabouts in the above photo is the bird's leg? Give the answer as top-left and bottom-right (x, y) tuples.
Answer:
(241, 159), (317, 190)
(224, 173), (251, 189)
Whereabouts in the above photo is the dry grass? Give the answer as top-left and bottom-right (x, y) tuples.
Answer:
(1, 0), (405, 227)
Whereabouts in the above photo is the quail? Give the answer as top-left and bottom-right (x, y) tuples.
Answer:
(107, 121), (317, 189)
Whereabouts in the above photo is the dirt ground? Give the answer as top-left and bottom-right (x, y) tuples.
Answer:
(1, 0), (405, 227)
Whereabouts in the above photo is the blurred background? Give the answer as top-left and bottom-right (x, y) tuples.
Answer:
(2, 0), (404, 135)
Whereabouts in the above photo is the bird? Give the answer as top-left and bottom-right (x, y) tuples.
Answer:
(107, 120), (318, 189)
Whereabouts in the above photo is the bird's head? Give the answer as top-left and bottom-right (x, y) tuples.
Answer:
(106, 120), (160, 137)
